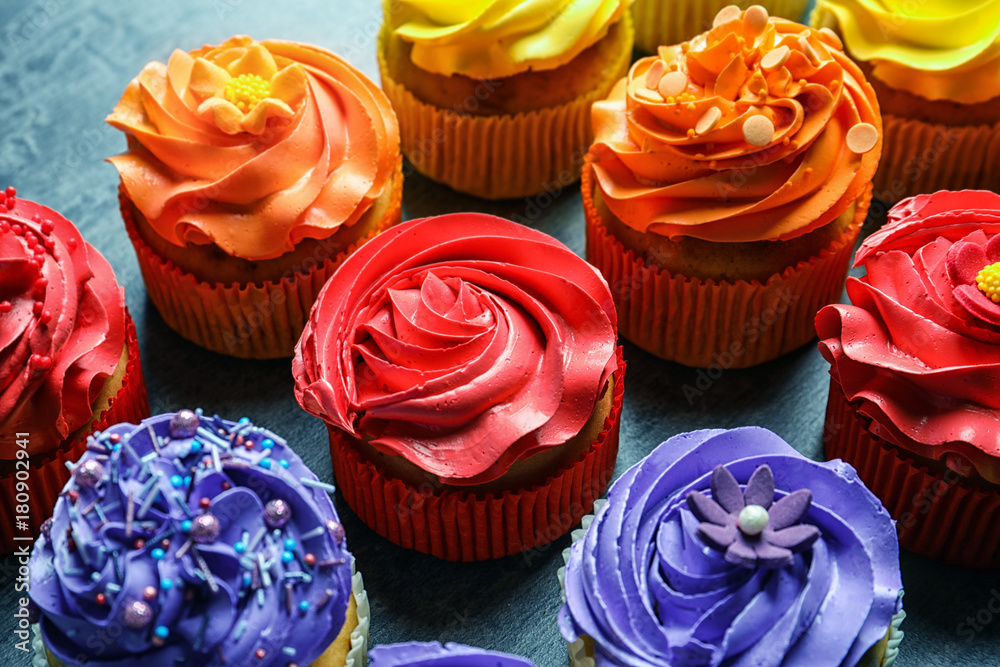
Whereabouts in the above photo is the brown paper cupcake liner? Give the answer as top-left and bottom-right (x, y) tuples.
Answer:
(0, 314), (149, 554)
(328, 348), (625, 562)
(873, 114), (1000, 204)
(583, 165), (868, 368)
(824, 378), (1000, 568)
(377, 16), (631, 200)
(121, 171), (402, 359)
(631, 0), (809, 53)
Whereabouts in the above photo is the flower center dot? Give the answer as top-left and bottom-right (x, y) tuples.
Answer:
(737, 504), (769, 536)
(224, 74), (270, 111)
(977, 262), (1000, 303)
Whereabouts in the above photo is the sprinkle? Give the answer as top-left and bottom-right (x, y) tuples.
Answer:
(152, 548), (165, 560)
(761, 45), (790, 71)
(192, 547), (219, 593)
(282, 551), (294, 564)
(234, 620), (247, 640)
(644, 60), (665, 89)
(283, 647), (297, 657)
(161, 578), (174, 590)
(742, 115), (775, 147)
(94, 503), (107, 524)
(299, 478), (337, 494)
(147, 425), (162, 455)
(113, 551), (124, 581)
(248, 527), (267, 551)
(743, 5), (768, 36)
(174, 539), (194, 560)
(695, 107), (722, 135)
(257, 589), (266, 607)
(181, 520), (193, 533)
(106, 583), (121, 593)
(138, 486), (161, 519)
(298, 600), (309, 613)
(172, 492), (194, 517)
(285, 582), (295, 614)
(154, 626), (169, 639)
(713, 4), (741, 28)
(212, 445), (222, 473)
(657, 71), (687, 98)
(196, 427), (232, 451)
(258, 554), (272, 587)
(299, 526), (325, 541)
(315, 589), (334, 610)
(846, 122), (878, 153)
(279, 459), (289, 469)
(317, 558), (347, 568)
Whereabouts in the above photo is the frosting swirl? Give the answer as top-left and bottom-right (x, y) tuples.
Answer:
(369, 641), (535, 667)
(559, 427), (902, 667)
(107, 35), (399, 261)
(813, 0), (1000, 104)
(591, 9), (881, 243)
(817, 190), (1000, 484)
(293, 213), (618, 485)
(0, 190), (126, 457)
(29, 411), (353, 667)
(385, 0), (631, 79)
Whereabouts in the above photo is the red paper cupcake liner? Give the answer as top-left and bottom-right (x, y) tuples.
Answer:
(583, 163), (868, 368)
(824, 378), (1000, 568)
(873, 114), (1000, 204)
(328, 348), (625, 562)
(0, 313), (149, 553)
(121, 167), (403, 359)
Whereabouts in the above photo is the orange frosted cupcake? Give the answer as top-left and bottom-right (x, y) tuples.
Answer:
(0, 190), (148, 553)
(584, 6), (880, 367)
(107, 36), (402, 358)
(813, 0), (1000, 203)
(632, 0), (809, 54)
(379, 0), (633, 200)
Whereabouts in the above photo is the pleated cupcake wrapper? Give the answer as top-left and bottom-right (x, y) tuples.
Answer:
(376, 15), (632, 200)
(327, 348), (625, 562)
(583, 164), (868, 368)
(873, 114), (1000, 204)
(32, 557), (369, 667)
(0, 313), (149, 554)
(556, 500), (905, 667)
(631, 0), (809, 53)
(824, 378), (1000, 568)
(120, 169), (403, 360)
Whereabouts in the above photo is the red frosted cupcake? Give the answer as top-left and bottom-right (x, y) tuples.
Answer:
(0, 190), (149, 552)
(294, 214), (624, 561)
(818, 190), (1000, 567)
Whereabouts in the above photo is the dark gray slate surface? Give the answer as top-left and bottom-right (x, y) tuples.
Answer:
(2, 0), (1000, 665)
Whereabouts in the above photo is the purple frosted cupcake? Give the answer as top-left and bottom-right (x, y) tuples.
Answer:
(369, 642), (534, 667)
(559, 427), (905, 667)
(28, 411), (369, 667)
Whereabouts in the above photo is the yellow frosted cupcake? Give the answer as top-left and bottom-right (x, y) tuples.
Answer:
(107, 36), (402, 359)
(379, 0), (634, 200)
(813, 0), (1000, 202)
(632, 0), (809, 54)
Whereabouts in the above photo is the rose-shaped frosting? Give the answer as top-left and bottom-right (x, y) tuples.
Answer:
(817, 190), (1000, 484)
(813, 0), (1000, 104)
(29, 411), (353, 667)
(0, 190), (125, 457)
(293, 213), (618, 485)
(106, 35), (399, 261)
(591, 8), (881, 243)
(369, 642), (535, 667)
(385, 0), (631, 79)
(560, 428), (902, 667)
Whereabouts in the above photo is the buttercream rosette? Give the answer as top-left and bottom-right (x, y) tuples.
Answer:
(558, 427), (905, 667)
(369, 642), (534, 667)
(28, 411), (369, 667)
(0, 190), (148, 553)
(294, 213), (624, 561)
(818, 190), (1000, 567)
(584, 6), (879, 366)
(378, 0), (633, 199)
(107, 35), (402, 358)
(813, 0), (1000, 200)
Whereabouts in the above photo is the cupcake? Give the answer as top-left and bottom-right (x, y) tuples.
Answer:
(293, 213), (624, 561)
(378, 0), (634, 200)
(369, 642), (534, 667)
(28, 411), (370, 666)
(584, 6), (881, 367)
(107, 35), (402, 359)
(559, 427), (906, 667)
(0, 190), (148, 554)
(632, 0), (810, 55)
(813, 0), (1000, 202)
(817, 190), (1000, 568)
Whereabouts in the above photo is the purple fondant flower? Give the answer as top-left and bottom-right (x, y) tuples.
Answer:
(686, 464), (820, 568)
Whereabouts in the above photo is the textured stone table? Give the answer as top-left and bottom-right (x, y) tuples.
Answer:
(2, 1), (999, 665)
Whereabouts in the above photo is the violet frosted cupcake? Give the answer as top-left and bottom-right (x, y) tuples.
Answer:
(559, 427), (905, 667)
(28, 411), (369, 667)
(369, 642), (534, 667)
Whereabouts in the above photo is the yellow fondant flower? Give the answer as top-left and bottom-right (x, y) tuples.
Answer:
(188, 38), (308, 135)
